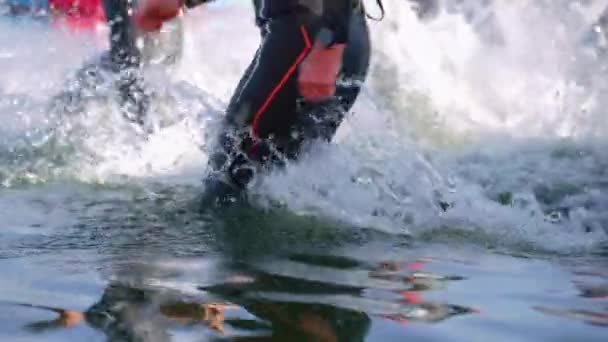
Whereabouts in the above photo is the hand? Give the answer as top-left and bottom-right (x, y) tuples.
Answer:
(298, 42), (345, 103)
(134, 0), (182, 32)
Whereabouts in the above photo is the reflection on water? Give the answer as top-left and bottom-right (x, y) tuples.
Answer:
(533, 260), (608, 328)
(3, 250), (477, 341)
(0, 187), (606, 341)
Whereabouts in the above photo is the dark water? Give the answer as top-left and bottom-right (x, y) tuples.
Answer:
(0, 183), (606, 342)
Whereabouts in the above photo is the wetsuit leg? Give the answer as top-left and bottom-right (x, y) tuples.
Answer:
(202, 8), (371, 207)
(101, 0), (149, 125)
(204, 9), (323, 198)
(102, 0), (139, 66)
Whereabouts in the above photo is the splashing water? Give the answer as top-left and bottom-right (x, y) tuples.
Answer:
(0, 0), (607, 253)
(259, 0), (608, 251)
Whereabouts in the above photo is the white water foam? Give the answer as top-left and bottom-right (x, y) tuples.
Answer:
(257, 0), (608, 250)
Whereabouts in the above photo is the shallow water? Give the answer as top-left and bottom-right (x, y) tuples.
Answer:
(1, 0), (608, 341)
(0, 184), (606, 341)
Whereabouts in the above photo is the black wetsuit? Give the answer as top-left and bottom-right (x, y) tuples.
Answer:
(188, 0), (371, 204)
(100, 0), (149, 124)
(101, 0), (141, 67)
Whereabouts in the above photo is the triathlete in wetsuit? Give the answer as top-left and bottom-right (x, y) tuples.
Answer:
(135, 0), (372, 205)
